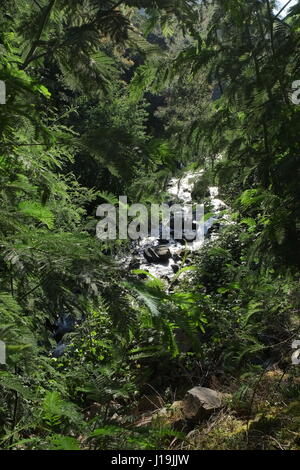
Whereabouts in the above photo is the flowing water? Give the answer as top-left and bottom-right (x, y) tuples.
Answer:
(52, 171), (228, 356)
(129, 171), (228, 279)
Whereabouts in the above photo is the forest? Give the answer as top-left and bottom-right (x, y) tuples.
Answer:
(0, 0), (299, 452)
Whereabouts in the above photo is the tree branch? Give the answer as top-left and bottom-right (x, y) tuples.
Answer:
(32, 0), (42, 10)
(21, 0), (56, 69)
(107, 1), (124, 13)
(273, 0), (293, 19)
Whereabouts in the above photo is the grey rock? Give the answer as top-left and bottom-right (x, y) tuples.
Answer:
(172, 264), (179, 273)
(182, 386), (223, 421)
(172, 252), (182, 262)
(144, 245), (171, 263)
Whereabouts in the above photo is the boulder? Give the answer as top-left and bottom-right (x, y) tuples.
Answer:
(129, 256), (140, 270)
(144, 247), (159, 262)
(171, 264), (179, 273)
(182, 387), (223, 421)
(172, 252), (182, 262)
(144, 245), (171, 263)
(155, 245), (171, 260)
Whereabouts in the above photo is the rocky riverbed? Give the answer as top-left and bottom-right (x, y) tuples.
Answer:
(52, 171), (229, 356)
(126, 171), (228, 280)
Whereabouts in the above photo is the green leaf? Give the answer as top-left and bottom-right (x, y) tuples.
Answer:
(49, 435), (80, 450)
(90, 426), (124, 438)
(18, 201), (54, 229)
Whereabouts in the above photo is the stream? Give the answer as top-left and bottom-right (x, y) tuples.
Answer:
(52, 171), (228, 357)
(127, 171), (228, 280)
